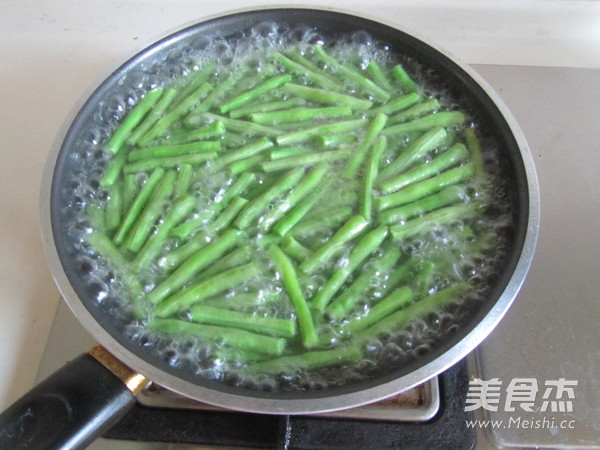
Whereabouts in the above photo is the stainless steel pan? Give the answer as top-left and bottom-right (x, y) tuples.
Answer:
(0, 7), (539, 448)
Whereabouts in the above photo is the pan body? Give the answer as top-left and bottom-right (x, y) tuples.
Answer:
(40, 7), (539, 414)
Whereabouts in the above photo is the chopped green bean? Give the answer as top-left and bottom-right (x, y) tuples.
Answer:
(380, 143), (469, 194)
(267, 244), (318, 348)
(191, 305), (297, 338)
(159, 232), (211, 272)
(366, 93), (421, 117)
(382, 111), (465, 137)
(234, 167), (304, 230)
(126, 88), (178, 146)
(282, 83), (373, 111)
(379, 185), (467, 225)
(376, 163), (474, 211)
(189, 113), (282, 137)
(171, 62), (216, 108)
(261, 148), (353, 172)
(123, 170), (176, 252)
(100, 148), (128, 188)
(347, 286), (414, 333)
(366, 60), (394, 93)
(276, 119), (367, 147)
(228, 155), (265, 174)
(281, 236), (312, 262)
(313, 225), (389, 312)
(361, 136), (387, 221)
(122, 174), (139, 213)
(154, 261), (259, 317)
(122, 152), (217, 174)
(378, 127), (447, 182)
(299, 215), (370, 275)
(269, 146), (311, 160)
(219, 74), (292, 114)
(128, 141), (221, 162)
(313, 45), (390, 102)
(273, 51), (340, 91)
(167, 121), (226, 145)
(105, 89), (164, 154)
(211, 197), (249, 232)
(251, 106), (352, 125)
(173, 164), (193, 198)
(148, 228), (247, 304)
(132, 195), (196, 272)
(343, 113), (388, 179)
(211, 137), (274, 170)
(391, 64), (419, 93)
(390, 202), (481, 241)
(105, 179), (123, 231)
(196, 245), (252, 281)
(313, 134), (359, 148)
(413, 262), (436, 298)
(148, 318), (285, 356)
(289, 206), (353, 239)
(113, 168), (165, 245)
(229, 97), (307, 119)
(388, 98), (440, 124)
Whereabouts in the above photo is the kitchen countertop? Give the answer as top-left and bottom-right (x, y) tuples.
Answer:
(1, 0), (599, 414)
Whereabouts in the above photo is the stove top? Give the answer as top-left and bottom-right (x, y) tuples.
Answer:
(36, 64), (600, 449)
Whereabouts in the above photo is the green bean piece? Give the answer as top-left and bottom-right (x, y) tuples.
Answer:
(376, 163), (474, 211)
(379, 185), (467, 225)
(286, 48), (321, 72)
(366, 93), (421, 117)
(192, 68), (250, 116)
(122, 174), (139, 213)
(113, 168), (165, 245)
(325, 242), (402, 320)
(269, 146), (311, 160)
(128, 141), (221, 162)
(123, 170), (176, 252)
(314, 134), (359, 148)
(382, 111), (465, 137)
(210, 197), (249, 232)
(228, 155), (265, 175)
(413, 262), (436, 298)
(391, 64), (419, 93)
(229, 97), (307, 119)
(361, 136), (387, 221)
(390, 202), (481, 241)
(196, 245), (252, 282)
(122, 152), (217, 174)
(250, 106), (352, 125)
(219, 74), (292, 114)
(313, 225), (389, 312)
(388, 98), (440, 124)
(132, 196), (196, 272)
(148, 228), (247, 304)
(464, 127), (487, 186)
(191, 305), (297, 338)
(203, 291), (276, 311)
(167, 121), (226, 145)
(272, 186), (327, 237)
(261, 149), (353, 172)
(276, 119), (368, 147)
(281, 236), (312, 262)
(173, 164), (193, 199)
(212, 137), (274, 170)
(343, 113), (388, 179)
(243, 345), (363, 374)
(282, 83), (373, 111)
(273, 51), (340, 91)
(126, 88), (178, 146)
(105, 179), (123, 232)
(138, 82), (213, 146)
(380, 143), (469, 194)
(378, 127), (447, 182)
(220, 172), (257, 207)
(86, 232), (143, 300)
(313, 45), (390, 102)
(361, 283), (470, 337)
(377, 258), (416, 299)
(261, 163), (328, 232)
(234, 167), (304, 230)
(148, 318), (285, 356)
(105, 89), (164, 154)
(347, 286), (414, 333)
(267, 244), (318, 348)
(289, 206), (353, 239)
(171, 62), (216, 108)
(212, 346), (271, 364)
(189, 113), (282, 137)
(154, 262), (260, 317)
(299, 215), (370, 275)
(366, 60), (394, 92)
(99, 148), (128, 188)
(159, 232), (211, 272)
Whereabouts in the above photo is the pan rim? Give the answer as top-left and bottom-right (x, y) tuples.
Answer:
(39, 5), (540, 414)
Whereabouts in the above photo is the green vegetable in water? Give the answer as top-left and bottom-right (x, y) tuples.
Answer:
(82, 35), (507, 389)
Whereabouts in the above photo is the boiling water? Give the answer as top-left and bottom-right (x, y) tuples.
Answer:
(60, 21), (515, 392)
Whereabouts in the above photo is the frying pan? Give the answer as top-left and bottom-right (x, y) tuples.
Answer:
(0, 7), (539, 449)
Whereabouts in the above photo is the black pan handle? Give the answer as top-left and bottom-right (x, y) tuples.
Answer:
(0, 347), (147, 449)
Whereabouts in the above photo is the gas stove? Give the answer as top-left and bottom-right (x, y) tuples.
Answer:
(36, 64), (600, 449)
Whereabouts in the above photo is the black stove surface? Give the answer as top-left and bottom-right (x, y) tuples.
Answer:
(103, 359), (473, 449)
